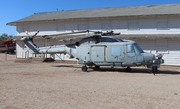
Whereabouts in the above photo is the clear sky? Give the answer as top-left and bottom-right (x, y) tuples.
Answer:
(1, 0), (180, 36)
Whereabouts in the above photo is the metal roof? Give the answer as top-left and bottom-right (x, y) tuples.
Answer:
(7, 4), (180, 26)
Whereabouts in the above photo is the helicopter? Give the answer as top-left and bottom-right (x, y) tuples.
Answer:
(20, 30), (164, 73)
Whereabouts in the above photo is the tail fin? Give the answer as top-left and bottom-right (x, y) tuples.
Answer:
(21, 37), (40, 54)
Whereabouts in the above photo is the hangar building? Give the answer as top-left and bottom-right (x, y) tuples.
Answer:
(7, 4), (180, 65)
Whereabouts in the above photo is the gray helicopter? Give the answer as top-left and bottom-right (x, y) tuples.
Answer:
(21, 30), (164, 73)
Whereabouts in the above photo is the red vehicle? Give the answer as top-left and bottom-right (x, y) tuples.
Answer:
(0, 39), (16, 53)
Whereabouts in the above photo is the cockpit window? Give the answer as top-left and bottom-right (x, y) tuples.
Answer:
(133, 43), (144, 54)
(126, 43), (144, 55)
(127, 44), (134, 53)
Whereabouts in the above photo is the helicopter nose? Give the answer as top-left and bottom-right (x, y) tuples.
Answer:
(143, 53), (155, 63)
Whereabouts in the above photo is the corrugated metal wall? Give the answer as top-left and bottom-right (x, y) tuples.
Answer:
(15, 15), (180, 65)
(134, 39), (180, 66)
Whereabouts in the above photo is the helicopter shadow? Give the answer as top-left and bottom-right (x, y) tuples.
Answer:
(88, 67), (180, 75)
(52, 64), (180, 75)
(52, 64), (81, 68)
(154, 69), (180, 75)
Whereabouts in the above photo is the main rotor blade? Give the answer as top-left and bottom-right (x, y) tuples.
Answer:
(42, 30), (92, 37)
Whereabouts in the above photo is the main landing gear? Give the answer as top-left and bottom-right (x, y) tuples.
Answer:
(81, 64), (100, 72)
(82, 66), (88, 72)
(82, 62), (88, 72)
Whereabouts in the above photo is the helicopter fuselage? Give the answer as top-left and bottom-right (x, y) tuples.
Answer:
(74, 40), (163, 69)
(21, 35), (164, 73)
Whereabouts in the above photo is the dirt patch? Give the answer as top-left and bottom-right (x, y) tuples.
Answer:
(0, 53), (180, 109)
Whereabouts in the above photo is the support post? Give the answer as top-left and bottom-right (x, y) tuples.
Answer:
(5, 45), (7, 61)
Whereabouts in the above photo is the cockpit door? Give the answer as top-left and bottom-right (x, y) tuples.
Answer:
(127, 44), (136, 57)
(125, 44), (137, 65)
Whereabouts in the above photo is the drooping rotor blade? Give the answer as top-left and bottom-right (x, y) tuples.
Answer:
(31, 31), (39, 37)
(101, 31), (121, 36)
(42, 30), (91, 37)
(41, 30), (96, 40)
(58, 34), (89, 42)
(28, 31), (40, 40)
(40, 30), (121, 42)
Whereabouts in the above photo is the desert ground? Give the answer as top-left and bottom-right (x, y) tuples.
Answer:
(0, 53), (180, 109)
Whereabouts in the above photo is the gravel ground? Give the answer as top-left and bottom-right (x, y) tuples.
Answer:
(0, 53), (180, 109)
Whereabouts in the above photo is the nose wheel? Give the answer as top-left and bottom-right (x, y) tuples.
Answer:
(152, 66), (157, 75)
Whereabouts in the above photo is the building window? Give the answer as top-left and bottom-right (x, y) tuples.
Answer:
(101, 23), (111, 31)
(156, 16), (169, 30)
(157, 22), (169, 30)
(23, 26), (30, 33)
(156, 39), (169, 54)
(128, 22), (139, 30)
(78, 24), (88, 31)
(57, 24), (65, 32)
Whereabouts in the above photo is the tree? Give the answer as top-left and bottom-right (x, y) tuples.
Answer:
(0, 33), (13, 41)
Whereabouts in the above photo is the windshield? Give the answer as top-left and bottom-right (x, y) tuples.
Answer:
(133, 43), (144, 54)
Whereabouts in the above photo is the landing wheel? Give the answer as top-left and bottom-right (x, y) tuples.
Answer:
(82, 66), (88, 72)
(152, 66), (157, 74)
(125, 67), (131, 72)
